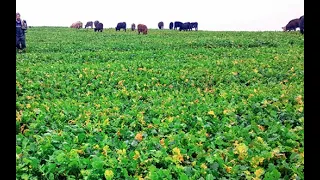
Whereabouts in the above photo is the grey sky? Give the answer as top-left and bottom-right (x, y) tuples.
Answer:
(16, 0), (304, 31)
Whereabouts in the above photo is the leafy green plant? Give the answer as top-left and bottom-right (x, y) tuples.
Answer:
(16, 27), (304, 179)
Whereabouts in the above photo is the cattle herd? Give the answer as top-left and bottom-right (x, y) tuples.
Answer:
(282, 15), (304, 34)
(70, 20), (199, 34)
(70, 16), (304, 35)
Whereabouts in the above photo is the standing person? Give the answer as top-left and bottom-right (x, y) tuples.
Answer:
(16, 12), (27, 53)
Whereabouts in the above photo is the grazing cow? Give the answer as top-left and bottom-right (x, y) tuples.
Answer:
(158, 21), (164, 29)
(137, 24), (148, 35)
(131, 23), (136, 31)
(190, 22), (198, 31)
(70, 21), (83, 29)
(282, 18), (300, 31)
(94, 22), (103, 32)
(116, 22), (127, 31)
(174, 21), (183, 30)
(299, 15), (304, 34)
(169, 22), (173, 30)
(94, 20), (100, 28)
(179, 22), (191, 31)
(85, 21), (93, 28)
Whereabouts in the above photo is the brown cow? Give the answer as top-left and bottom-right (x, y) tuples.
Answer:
(70, 21), (83, 29)
(138, 24), (148, 35)
(131, 23), (136, 31)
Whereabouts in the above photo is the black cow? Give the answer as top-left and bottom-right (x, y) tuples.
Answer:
(85, 21), (93, 28)
(94, 23), (103, 32)
(158, 21), (164, 29)
(299, 15), (304, 34)
(282, 18), (300, 31)
(169, 22), (173, 30)
(116, 22), (126, 31)
(94, 20), (99, 28)
(179, 22), (191, 31)
(22, 20), (28, 33)
(174, 21), (183, 30)
(190, 22), (198, 31)
(131, 23), (136, 31)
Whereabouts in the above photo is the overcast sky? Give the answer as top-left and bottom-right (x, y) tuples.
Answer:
(16, 0), (304, 31)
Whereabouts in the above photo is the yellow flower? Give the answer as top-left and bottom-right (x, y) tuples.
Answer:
(104, 169), (114, 179)
(26, 104), (31, 108)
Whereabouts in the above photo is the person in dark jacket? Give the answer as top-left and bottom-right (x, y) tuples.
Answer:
(16, 12), (27, 53)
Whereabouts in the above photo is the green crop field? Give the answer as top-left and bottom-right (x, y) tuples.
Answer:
(16, 27), (304, 180)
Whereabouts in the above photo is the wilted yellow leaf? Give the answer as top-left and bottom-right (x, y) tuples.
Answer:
(135, 133), (143, 141)
(225, 165), (232, 173)
(173, 147), (181, 154)
(295, 95), (303, 105)
(251, 156), (265, 168)
(257, 125), (265, 131)
(104, 169), (114, 179)
(201, 163), (207, 169)
(172, 147), (184, 162)
(208, 111), (215, 116)
(254, 168), (264, 178)
(133, 151), (140, 160)
(234, 143), (248, 160)
(117, 149), (126, 155)
(192, 161), (196, 166)
(160, 138), (165, 146)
